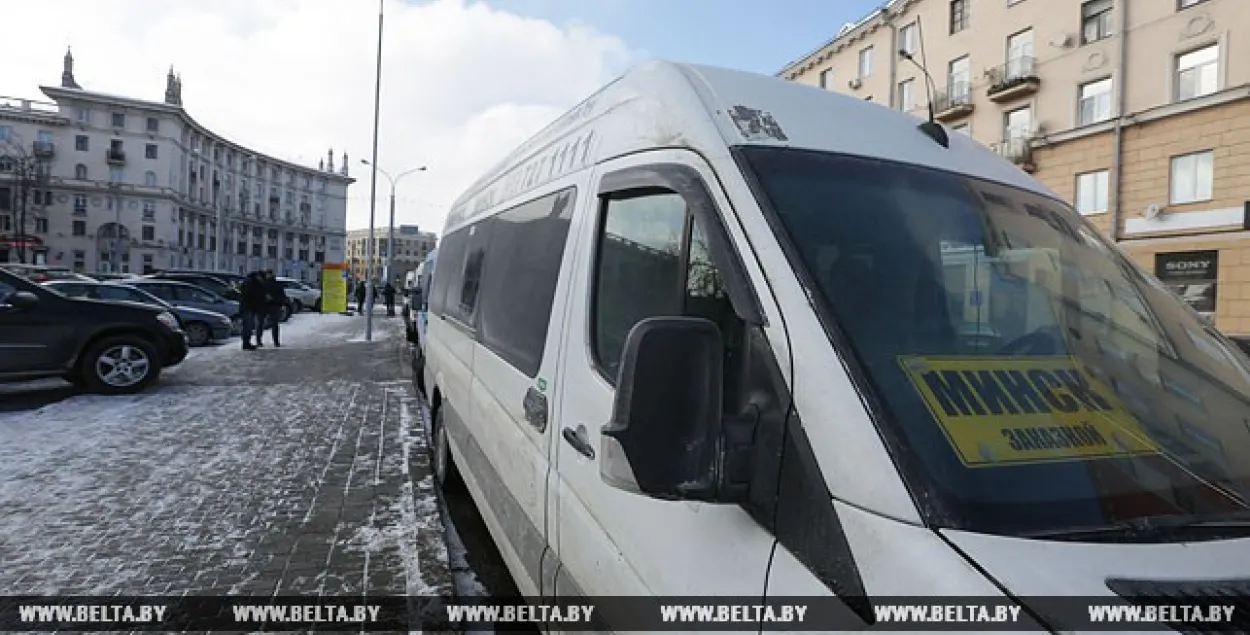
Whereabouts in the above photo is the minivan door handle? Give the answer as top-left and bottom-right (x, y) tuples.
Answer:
(522, 387), (548, 433)
(561, 425), (595, 460)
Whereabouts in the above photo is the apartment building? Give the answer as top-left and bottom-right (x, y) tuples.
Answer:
(346, 224), (437, 284)
(0, 50), (354, 283)
(780, 0), (1250, 332)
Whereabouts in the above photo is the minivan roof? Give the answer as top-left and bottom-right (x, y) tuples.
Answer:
(445, 60), (1058, 234)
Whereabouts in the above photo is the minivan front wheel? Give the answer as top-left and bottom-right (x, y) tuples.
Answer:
(79, 336), (161, 395)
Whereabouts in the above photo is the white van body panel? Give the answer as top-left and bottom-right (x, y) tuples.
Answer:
(549, 150), (778, 602)
(944, 530), (1250, 596)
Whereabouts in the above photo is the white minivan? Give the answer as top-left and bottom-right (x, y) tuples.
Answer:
(420, 60), (1250, 630)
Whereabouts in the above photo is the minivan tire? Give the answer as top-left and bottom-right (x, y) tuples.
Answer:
(78, 336), (162, 395)
(431, 407), (463, 490)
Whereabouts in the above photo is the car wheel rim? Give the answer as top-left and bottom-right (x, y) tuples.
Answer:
(187, 324), (208, 345)
(95, 344), (151, 387)
(434, 424), (449, 483)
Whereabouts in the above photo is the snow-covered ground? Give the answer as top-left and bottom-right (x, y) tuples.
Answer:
(0, 311), (455, 601)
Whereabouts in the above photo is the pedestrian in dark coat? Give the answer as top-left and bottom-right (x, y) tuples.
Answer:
(383, 282), (397, 317)
(262, 270), (287, 347)
(355, 281), (367, 314)
(239, 271), (269, 350)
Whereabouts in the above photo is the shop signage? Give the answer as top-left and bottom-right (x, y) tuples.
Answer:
(1155, 250), (1218, 320)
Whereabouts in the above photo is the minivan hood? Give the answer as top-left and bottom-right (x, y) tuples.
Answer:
(69, 296), (164, 315)
(942, 528), (1250, 597)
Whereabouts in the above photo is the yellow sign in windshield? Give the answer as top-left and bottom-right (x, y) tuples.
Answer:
(898, 356), (1160, 467)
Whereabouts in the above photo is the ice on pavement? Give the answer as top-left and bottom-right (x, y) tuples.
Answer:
(0, 312), (453, 598)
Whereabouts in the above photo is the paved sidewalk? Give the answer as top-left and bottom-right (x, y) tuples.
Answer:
(0, 312), (453, 601)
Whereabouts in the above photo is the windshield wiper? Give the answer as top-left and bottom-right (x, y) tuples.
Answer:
(1023, 512), (1250, 543)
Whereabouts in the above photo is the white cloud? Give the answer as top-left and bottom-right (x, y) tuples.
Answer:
(0, 0), (639, 236)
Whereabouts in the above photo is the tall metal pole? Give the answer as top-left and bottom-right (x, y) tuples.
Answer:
(364, 0), (384, 341)
(384, 188), (396, 286)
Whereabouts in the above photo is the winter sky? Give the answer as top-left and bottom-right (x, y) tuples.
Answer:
(0, 0), (881, 236)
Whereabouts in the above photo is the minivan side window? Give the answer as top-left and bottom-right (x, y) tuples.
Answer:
(428, 187), (577, 377)
(592, 190), (743, 385)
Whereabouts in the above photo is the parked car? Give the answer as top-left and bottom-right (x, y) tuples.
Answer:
(0, 269), (188, 394)
(144, 270), (293, 322)
(124, 279), (243, 333)
(0, 264), (95, 283)
(276, 277), (321, 312)
(42, 280), (234, 346)
(85, 272), (139, 282)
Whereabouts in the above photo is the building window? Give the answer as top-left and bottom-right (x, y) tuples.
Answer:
(35, 218), (48, 233)
(75, 164), (88, 180)
(144, 171), (157, 187)
(0, 125), (11, 142)
(142, 200), (156, 220)
(76, 108), (90, 123)
(1075, 170), (1110, 214)
(1179, 0), (1209, 8)
(1170, 151), (1214, 204)
(948, 56), (971, 102)
(900, 23), (918, 55)
(73, 195), (87, 214)
(898, 79), (915, 111)
(1004, 106), (1033, 139)
(1078, 77), (1113, 125)
(1007, 28), (1034, 68)
(858, 46), (874, 78)
(72, 220), (86, 236)
(73, 250), (85, 271)
(142, 225), (155, 241)
(111, 113), (125, 128)
(145, 144), (158, 159)
(1081, 0), (1113, 44)
(819, 68), (831, 89)
(146, 117), (159, 132)
(950, 0), (969, 33)
(75, 135), (88, 151)
(1176, 44), (1219, 101)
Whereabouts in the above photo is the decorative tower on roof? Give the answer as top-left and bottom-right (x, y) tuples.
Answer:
(164, 66), (181, 105)
(61, 48), (81, 89)
(340, 153), (349, 177)
(327, 149), (335, 172)
(319, 158), (325, 170)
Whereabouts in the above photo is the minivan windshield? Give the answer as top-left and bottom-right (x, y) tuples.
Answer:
(737, 146), (1250, 537)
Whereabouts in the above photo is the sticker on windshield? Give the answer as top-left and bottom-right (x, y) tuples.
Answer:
(898, 356), (1160, 468)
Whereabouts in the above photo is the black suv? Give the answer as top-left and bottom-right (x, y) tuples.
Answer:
(0, 270), (189, 394)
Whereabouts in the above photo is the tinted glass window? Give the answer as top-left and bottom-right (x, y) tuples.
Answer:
(457, 225), (490, 322)
(429, 229), (468, 318)
(740, 146), (1250, 537)
(0, 281), (15, 303)
(476, 188), (576, 376)
(591, 189), (741, 386)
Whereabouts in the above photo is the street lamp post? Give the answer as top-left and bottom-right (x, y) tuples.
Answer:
(364, 0), (385, 342)
(360, 160), (426, 297)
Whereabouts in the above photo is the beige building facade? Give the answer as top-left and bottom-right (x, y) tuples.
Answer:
(0, 50), (353, 283)
(346, 225), (436, 284)
(781, 0), (1250, 332)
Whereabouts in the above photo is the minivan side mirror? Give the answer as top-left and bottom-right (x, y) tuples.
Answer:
(600, 316), (742, 503)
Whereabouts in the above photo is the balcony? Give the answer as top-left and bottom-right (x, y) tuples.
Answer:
(32, 141), (55, 158)
(106, 149), (126, 165)
(991, 138), (1036, 172)
(932, 83), (974, 122)
(985, 57), (1039, 102)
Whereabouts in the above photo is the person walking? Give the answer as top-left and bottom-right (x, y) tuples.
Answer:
(355, 280), (367, 315)
(383, 281), (397, 317)
(238, 271), (269, 350)
(262, 270), (287, 347)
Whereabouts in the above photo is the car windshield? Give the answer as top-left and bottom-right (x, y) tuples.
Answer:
(737, 146), (1250, 537)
